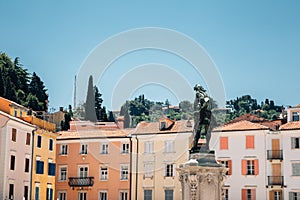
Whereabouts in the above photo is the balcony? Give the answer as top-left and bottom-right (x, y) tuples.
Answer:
(267, 176), (284, 186)
(267, 150), (283, 160)
(68, 177), (94, 187)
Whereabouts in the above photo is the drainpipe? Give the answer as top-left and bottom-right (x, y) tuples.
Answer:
(135, 136), (139, 200)
(129, 136), (132, 200)
(0, 118), (9, 200)
(30, 128), (36, 200)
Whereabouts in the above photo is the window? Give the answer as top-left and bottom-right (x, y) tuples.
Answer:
(10, 155), (15, 170)
(242, 189), (256, 200)
(36, 160), (44, 174)
(246, 135), (255, 149)
(78, 192), (87, 200)
(25, 158), (30, 173)
(220, 137), (228, 150)
(101, 143), (109, 154)
(48, 163), (56, 176)
(144, 190), (152, 200)
(274, 191), (281, 200)
(145, 141), (153, 153)
(24, 186), (29, 200)
(58, 192), (66, 200)
(46, 188), (53, 200)
(291, 137), (300, 149)
(247, 160), (255, 175)
(219, 160), (232, 175)
(9, 184), (14, 200)
(100, 166), (108, 180)
(120, 191), (128, 200)
(49, 139), (53, 151)
(80, 144), (88, 154)
(160, 122), (166, 130)
(79, 166), (88, 178)
(165, 141), (174, 153)
(35, 186), (39, 200)
(289, 192), (300, 200)
(144, 162), (154, 178)
(120, 165), (128, 180)
(99, 191), (108, 200)
(60, 144), (68, 155)
(20, 111), (22, 118)
(292, 163), (300, 176)
(59, 167), (67, 181)
(293, 112), (300, 121)
(26, 133), (31, 145)
(242, 159), (258, 175)
(121, 143), (129, 154)
(165, 190), (173, 200)
(165, 164), (174, 177)
(14, 109), (17, 117)
(12, 128), (17, 142)
(37, 135), (42, 148)
(224, 189), (229, 200)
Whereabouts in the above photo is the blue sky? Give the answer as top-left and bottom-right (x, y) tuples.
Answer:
(1, 1), (299, 111)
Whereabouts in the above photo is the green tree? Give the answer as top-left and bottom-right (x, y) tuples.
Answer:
(108, 111), (115, 122)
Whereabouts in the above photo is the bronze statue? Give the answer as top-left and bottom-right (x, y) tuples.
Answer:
(192, 84), (212, 152)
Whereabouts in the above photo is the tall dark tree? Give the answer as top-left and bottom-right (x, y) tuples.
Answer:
(108, 111), (115, 122)
(94, 86), (107, 121)
(28, 72), (48, 111)
(100, 106), (108, 122)
(85, 75), (97, 122)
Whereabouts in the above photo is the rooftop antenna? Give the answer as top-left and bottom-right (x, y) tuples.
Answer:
(73, 75), (77, 110)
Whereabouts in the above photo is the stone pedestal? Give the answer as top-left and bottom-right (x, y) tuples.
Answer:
(178, 151), (226, 200)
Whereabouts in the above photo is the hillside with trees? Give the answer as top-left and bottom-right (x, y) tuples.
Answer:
(0, 52), (49, 112)
(226, 95), (283, 121)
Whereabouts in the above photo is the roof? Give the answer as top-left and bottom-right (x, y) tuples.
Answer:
(280, 121), (300, 130)
(228, 113), (265, 123)
(0, 110), (36, 128)
(58, 128), (133, 139)
(132, 120), (193, 135)
(213, 120), (269, 132)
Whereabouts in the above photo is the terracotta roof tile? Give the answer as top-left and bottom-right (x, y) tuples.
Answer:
(280, 121), (300, 130)
(58, 128), (133, 139)
(229, 113), (265, 123)
(213, 120), (269, 132)
(132, 120), (193, 135)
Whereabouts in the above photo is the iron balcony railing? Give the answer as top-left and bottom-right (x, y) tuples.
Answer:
(267, 176), (284, 186)
(267, 150), (283, 160)
(68, 177), (94, 187)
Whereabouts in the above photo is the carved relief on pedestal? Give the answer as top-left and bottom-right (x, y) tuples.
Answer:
(188, 173), (199, 200)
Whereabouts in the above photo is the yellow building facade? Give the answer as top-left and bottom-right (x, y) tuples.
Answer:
(32, 129), (57, 200)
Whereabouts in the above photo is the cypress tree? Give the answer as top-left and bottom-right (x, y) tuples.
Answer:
(85, 75), (97, 122)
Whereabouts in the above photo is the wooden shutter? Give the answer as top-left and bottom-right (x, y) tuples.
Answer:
(242, 189), (247, 200)
(228, 160), (232, 175)
(246, 135), (255, 149)
(251, 189), (256, 200)
(254, 160), (259, 175)
(242, 160), (247, 175)
(269, 191), (274, 200)
(220, 137), (228, 150)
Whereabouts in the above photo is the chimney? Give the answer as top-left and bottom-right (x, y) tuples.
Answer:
(117, 116), (124, 129)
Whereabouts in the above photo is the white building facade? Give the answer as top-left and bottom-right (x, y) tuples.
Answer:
(0, 110), (35, 200)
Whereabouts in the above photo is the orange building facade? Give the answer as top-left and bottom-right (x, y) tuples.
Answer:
(55, 129), (132, 200)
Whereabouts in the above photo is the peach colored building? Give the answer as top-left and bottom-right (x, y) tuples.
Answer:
(55, 127), (132, 200)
